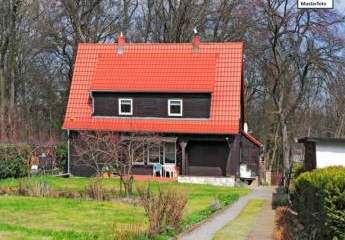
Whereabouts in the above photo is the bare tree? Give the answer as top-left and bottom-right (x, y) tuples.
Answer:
(73, 131), (163, 196)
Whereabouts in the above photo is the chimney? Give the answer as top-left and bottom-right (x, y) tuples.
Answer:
(192, 27), (200, 51)
(117, 32), (125, 54)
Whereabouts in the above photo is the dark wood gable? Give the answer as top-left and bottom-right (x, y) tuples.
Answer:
(92, 92), (211, 118)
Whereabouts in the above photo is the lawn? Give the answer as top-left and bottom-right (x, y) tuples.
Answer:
(213, 199), (266, 240)
(0, 176), (250, 240)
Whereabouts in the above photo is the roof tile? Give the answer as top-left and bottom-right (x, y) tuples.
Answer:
(63, 42), (243, 134)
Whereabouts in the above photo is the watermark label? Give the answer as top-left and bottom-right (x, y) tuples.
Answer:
(298, 0), (333, 9)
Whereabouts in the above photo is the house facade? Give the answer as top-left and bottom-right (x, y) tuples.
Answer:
(63, 34), (262, 180)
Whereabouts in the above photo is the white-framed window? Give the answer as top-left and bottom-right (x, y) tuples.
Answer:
(164, 142), (176, 164)
(168, 99), (183, 117)
(118, 98), (133, 115)
(147, 144), (161, 165)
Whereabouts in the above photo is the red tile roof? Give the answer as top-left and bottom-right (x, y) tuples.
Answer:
(63, 41), (244, 134)
(242, 131), (263, 147)
(92, 53), (217, 92)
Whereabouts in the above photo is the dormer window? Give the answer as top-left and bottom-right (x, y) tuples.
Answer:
(168, 99), (183, 117)
(119, 98), (133, 115)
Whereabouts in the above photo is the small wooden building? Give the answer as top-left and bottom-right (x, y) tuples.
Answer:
(298, 137), (345, 170)
(63, 33), (263, 182)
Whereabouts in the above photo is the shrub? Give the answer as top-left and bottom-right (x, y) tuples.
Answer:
(85, 178), (105, 200)
(291, 167), (345, 240)
(137, 184), (188, 236)
(273, 207), (294, 240)
(56, 142), (68, 172)
(291, 162), (304, 179)
(110, 223), (148, 240)
(0, 144), (30, 179)
(18, 178), (51, 197)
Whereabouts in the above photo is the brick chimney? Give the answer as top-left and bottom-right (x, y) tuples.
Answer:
(117, 32), (125, 54)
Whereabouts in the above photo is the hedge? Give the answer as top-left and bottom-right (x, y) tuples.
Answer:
(0, 144), (30, 179)
(292, 167), (345, 240)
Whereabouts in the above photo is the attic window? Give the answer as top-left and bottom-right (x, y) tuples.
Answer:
(168, 99), (183, 117)
(119, 98), (133, 115)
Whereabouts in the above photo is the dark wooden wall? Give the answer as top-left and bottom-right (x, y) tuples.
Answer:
(69, 131), (261, 179)
(186, 140), (229, 176)
(92, 92), (211, 118)
(304, 142), (316, 171)
(240, 135), (261, 176)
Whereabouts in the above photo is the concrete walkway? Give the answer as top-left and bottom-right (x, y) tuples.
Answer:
(179, 187), (274, 240)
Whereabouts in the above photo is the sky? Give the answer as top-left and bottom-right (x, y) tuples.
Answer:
(335, 0), (345, 12)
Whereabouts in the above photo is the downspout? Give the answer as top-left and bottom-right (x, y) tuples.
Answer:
(67, 129), (70, 176)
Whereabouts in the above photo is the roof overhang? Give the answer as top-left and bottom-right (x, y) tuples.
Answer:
(298, 137), (345, 144)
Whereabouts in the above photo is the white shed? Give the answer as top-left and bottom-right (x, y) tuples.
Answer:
(298, 137), (345, 170)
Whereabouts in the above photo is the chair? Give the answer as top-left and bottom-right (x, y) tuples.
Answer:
(153, 163), (163, 177)
(164, 164), (177, 178)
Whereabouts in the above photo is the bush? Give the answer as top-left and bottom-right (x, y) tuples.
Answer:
(292, 167), (345, 240)
(18, 178), (51, 197)
(137, 184), (188, 236)
(0, 144), (30, 179)
(56, 142), (68, 172)
(110, 223), (148, 240)
(85, 178), (105, 201)
(273, 207), (294, 240)
(291, 162), (304, 179)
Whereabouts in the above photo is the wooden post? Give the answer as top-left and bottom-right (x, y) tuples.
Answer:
(179, 141), (188, 175)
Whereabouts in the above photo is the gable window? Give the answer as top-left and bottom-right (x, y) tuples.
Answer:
(168, 99), (183, 117)
(119, 98), (133, 115)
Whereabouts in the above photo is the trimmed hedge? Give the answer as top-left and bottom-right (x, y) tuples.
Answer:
(292, 167), (345, 240)
(0, 144), (30, 179)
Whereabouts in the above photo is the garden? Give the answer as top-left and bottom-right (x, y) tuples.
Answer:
(0, 176), (249, 240)
(0, 141), (250, 239)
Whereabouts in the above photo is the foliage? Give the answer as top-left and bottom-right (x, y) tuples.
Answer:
(213, 199), (266, 240)
(0, 144), (30, 179)
(56, 142), (68, 172)
(292, 167), (345, 240)
(137, 183), (188, 236)
(110, 223), (148, 240)
(273, 207), (294, 240)
(183, 191), (241, 229)
(85, 178), (105, 201)
(291, 163), (305, 179)
(17, 178), (51, 197)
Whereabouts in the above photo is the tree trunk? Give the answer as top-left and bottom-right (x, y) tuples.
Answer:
(0, 68), (5, 141)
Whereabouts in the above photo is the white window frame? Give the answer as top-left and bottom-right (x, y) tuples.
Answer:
(118, 98), (133, 115)
(168, 99), (183, 117)
(147, 144), (161, 165)
(163, 142), (176, 165)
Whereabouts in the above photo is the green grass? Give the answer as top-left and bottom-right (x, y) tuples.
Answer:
(0, 176), (250, 239)
(213, 199), (266, 240)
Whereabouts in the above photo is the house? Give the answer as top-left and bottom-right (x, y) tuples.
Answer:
(298, 137), (345, 170)
(63, 33), (263, 184)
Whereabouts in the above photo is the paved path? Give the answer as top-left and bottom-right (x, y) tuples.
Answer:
(247, 201), (275, 240)
(179, 187), (274, 240)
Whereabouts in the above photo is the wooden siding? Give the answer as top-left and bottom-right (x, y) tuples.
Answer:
(240, 135), (261, 176)
(304, 142), (316, 171)
(92, 92), (211, 118)
(186, 141), (229, 176)
(68, 131), (260, 179)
